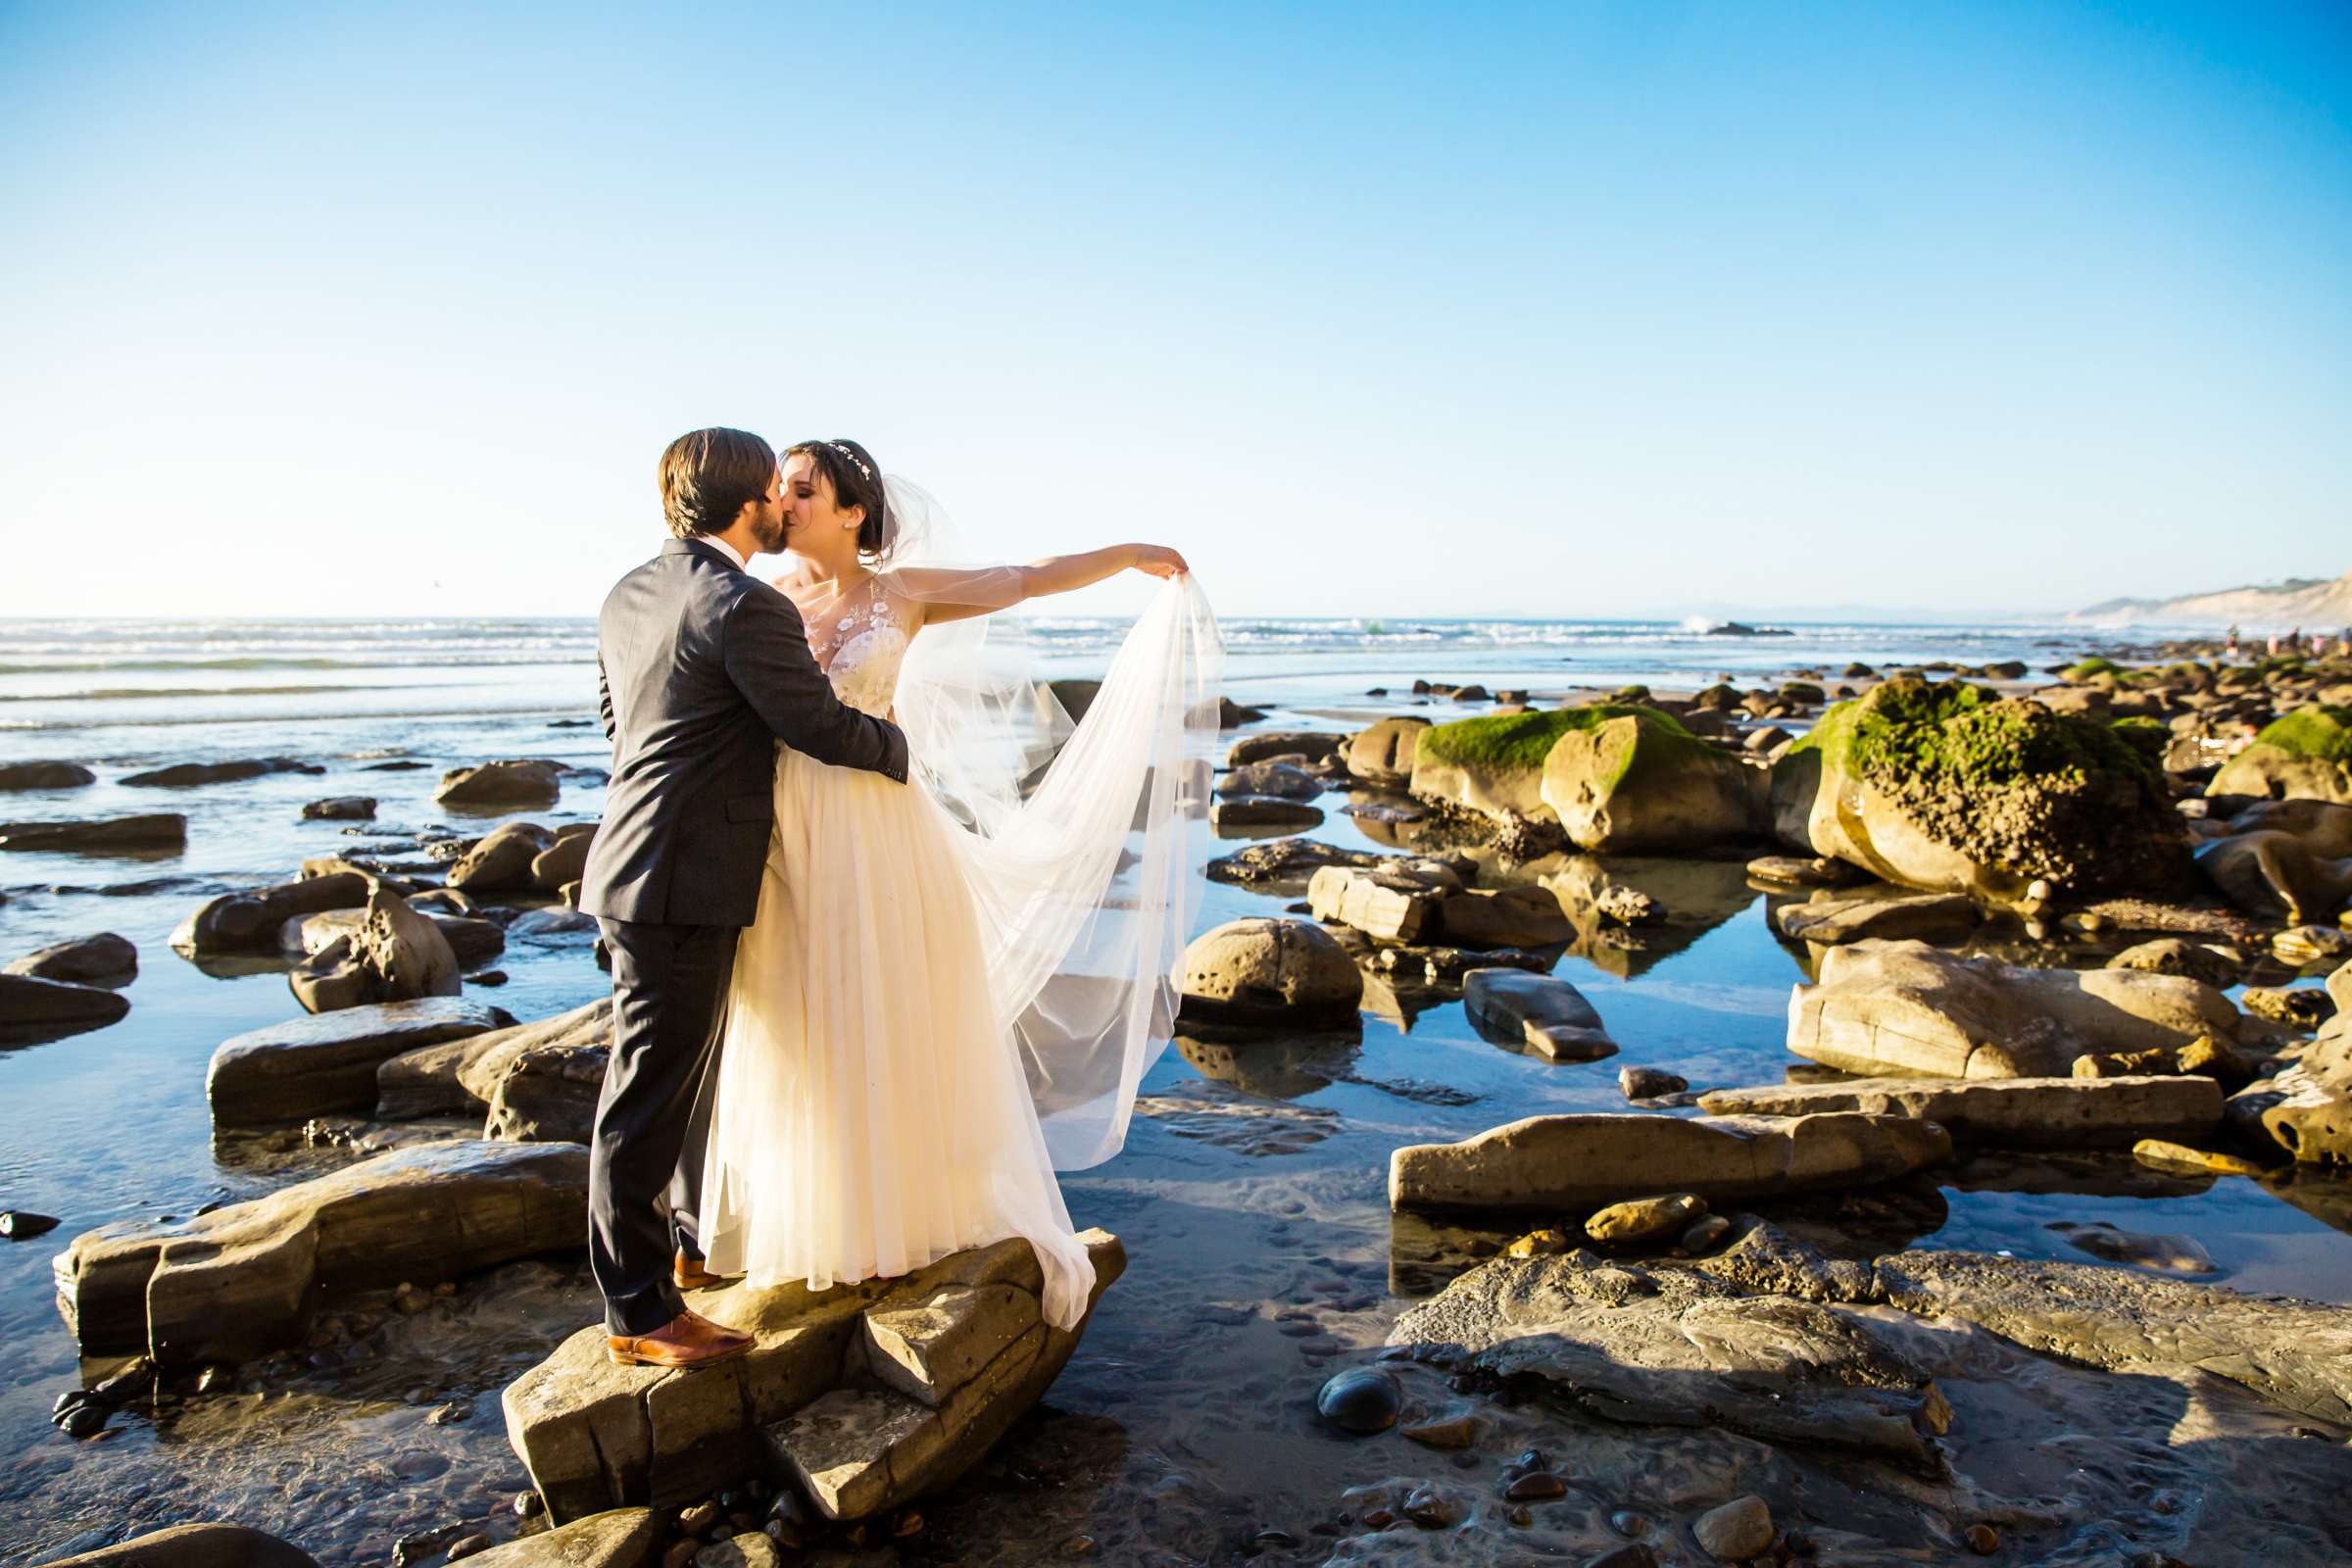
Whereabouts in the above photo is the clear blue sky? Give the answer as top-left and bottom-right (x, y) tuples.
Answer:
(2, 1), (2346, 620)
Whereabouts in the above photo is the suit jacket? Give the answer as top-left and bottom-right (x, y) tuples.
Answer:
(580, 538), (908, 926)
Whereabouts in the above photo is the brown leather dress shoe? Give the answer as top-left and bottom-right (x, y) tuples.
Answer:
(607, 1309), (755, 1369)
(673, 1247), (741, 1292)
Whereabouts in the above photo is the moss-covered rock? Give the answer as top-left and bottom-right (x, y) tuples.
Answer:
(2109, 715), (2169, 763)
(1539, 714), (1764, 852)
(2209, 705), (2352, 804)
(2063, 657), (2121, 682)
(1411, 706), (1692, 823)
(1768, 678), (2190, 906)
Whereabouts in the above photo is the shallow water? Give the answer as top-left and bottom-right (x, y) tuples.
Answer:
(2, 619), (2347, 1565)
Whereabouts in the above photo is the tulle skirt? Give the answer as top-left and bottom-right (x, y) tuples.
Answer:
(696, 744), (1095, 1330)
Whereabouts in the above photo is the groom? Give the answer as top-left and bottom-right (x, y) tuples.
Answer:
(579, 426), (909, 1368)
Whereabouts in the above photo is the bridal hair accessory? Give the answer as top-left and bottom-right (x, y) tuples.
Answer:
(827, 441), (874, 481)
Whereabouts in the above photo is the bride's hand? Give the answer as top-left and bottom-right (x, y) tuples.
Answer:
(1130, 545), (1188, 579)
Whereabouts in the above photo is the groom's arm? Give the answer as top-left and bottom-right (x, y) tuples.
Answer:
(722, 588), (908, 783)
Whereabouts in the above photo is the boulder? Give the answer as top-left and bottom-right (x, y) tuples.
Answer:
(469, 1002), (615, 1143)
(1209, 797), (1323, 832)
(1047, 678), (1102, 721)
(1389, 1110), (1950, 1213)
(2277, 925), (2352, 965)
(283, 887), (463, 1014)
(438, 759), (564, 811)
(1770, 891), (1980, 946)
(1538, 711), (1764, 851)
(1787, 940), (2241, 1079)
(2251, 1013), (2352, 1164)
(503, 1232), (1125, 1525)
(7, 931), (137, 985)
(1347, 716), (1433, 786)
(1214, 761), (1323, 801)
(2208, 705), (2352, 804)
(1435, 884), (1574, 949)
(1768, 679), (2190, 906)
(121, 758), (321, 788)
(208, 996), (511, 1125)
(1745, 856), (1869, 890)
(1180, 918), (1361, 1026)
(2106, 937), (2241, 989)
(1205, 836), (1389, 890)
(292, 907), (505, 969)
(454, 1509), (658, 1568)
(0, 972), (130, 1043)
(0, 813), (186, 854)
(2194, 830), (2352, 924)
(1462, 968), (1618, 1061)
(301, 795), (376, 820)
(0, 760), (95, 790)
(377, 998), (612, 1121)
(1696, 1074), (2223, 1148)
(1229, 731), (1345, 766)
(34, 1523), (320, 1568)
(172, 870), (371, 956)
(450, 822), (558, 893)
(508, 907), (603, 944)
(53, 1140), (587, 1364)
(1308, 863), (1445, 943)
(531, 824), (598, 892)
(1410, 706), (1673, 824)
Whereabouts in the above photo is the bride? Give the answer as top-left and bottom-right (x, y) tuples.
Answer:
(693, 438), (1220, 1331)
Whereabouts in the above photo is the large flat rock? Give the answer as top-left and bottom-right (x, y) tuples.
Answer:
(1696, 1073), (2223, 1148)
(36, 1522), (320, 1567)
(209, 996), (511, 1125)
(54, 1140), (586, 1364)
(1875, 1249), (2352, 1426)
(458, 1508), (658, 1567)
(0, 813), (186, 854)
(503, 1231), (1125, 1526)
(1788, 939), (2241, 1079)
(1389, 1110), (1950, 1213)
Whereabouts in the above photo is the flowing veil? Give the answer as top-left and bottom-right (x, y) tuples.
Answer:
(862, 476), (1224, 1169)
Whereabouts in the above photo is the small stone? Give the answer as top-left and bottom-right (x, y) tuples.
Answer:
(1506, 1505), (1533, 1527)
(2132, 1139), (2266, 1177)
(1619, 1065), (1689, 1100)
(514, 1492), (543, 1518)
(1362, 1508), (1396, 1530)
(1506, 1228), (1573, 1258)
(391, 1282), (432, 1315)
(1586, 1194), (1706, 1246)
(1609, 1510), (1650, 1537)
(0, 1210), (60, 1241)
(1693, 1494), (1774, 1560)
(660, 1543), (700, 1568)
(445, 1535), (493, 1562)
(1058, 1535), (1099, 1557)
(1504, 1471), (1567, 1501)
(1965, 1523), (1999, 1554)
(425, 1401), (469, 1425)
(1250, 1530), (1301, 1549)
(2240, 986), (2334, 1027)
(891, 1509), (923, 1538)
(678, 1500), (722, 1537)
(1316, 1367), (1403, 1434)
(1399, 1415), (1481, 1448)
(1402, 1487), (1462, 1528)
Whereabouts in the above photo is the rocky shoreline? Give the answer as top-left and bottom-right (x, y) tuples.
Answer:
(5, 634), (2352, 1564)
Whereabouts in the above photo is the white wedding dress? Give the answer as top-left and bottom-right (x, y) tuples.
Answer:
(695, 558), (1220, 1331)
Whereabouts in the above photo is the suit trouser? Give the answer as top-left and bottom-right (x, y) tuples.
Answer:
(590, 917), (740, 1336)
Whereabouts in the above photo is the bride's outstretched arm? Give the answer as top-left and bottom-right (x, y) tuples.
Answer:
(891, 546), (1188, 627)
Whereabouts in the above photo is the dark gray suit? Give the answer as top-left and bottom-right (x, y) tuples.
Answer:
(581, 537), (906, 1335)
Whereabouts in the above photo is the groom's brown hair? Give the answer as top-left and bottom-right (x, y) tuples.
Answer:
(660, 427), (776, 540)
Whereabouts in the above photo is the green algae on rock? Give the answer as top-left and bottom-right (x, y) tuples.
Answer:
(1411, 707), (1759, 848)
(2209, 705), (2352, 804)
(1769, 678), (2189, 906)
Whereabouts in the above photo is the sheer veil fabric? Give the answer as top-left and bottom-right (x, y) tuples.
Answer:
(694, 475), (1223, 1328)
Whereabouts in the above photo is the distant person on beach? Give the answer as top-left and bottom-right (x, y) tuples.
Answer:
(2269, 631), (2281, 658)
(2224, 624), (2239, 659)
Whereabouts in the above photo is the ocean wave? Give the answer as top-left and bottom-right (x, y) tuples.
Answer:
(0, 683), (410, 703)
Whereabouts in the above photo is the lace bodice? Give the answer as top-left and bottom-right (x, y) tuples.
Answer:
(790, 573), (913, 717)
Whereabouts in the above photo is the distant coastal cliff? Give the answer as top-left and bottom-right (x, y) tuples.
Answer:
(2070, 568), (2352, 628)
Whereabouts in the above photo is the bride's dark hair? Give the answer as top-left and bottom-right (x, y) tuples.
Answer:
(786, 438), (892, 560)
